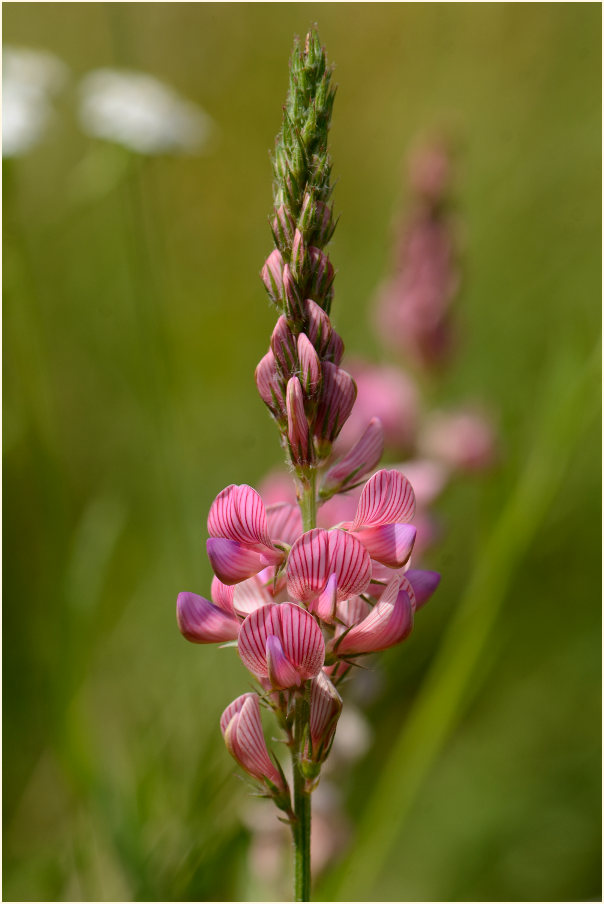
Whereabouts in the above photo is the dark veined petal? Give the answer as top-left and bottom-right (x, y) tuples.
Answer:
(334, 574), (414, 655)
(322, 417), (384, 493)
(207, 484), (273, 548)
(221, 693), (284, 788)
(350, 468), (415, 531)
(266, 501), (303, 547)
(238, 603), (325, 684)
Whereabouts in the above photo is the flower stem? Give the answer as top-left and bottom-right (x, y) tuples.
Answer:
(299, 470), (317, 533)
(293, 684), (312, 902)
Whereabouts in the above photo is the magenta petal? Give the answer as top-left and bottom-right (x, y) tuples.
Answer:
(177, 591), (240, 643)
(297, 333), (322, 396)
(271, 316), (298, 375)
(255, 349), (286, 420)
(310, 572), (338, 622)
(266, 634), (303, 689)
(232, 575), (273, 616)
(335, 575), (414, 655)
(327, 529), (372, 602)
(309, 670), (342, 755)
(207, 537), (265, 585)
(405, 569), (441, 610)
(305, 298), (333, 354)
(350, 468), (416, 531)
(238, 603), (325, 684)
(287, 528), (330, 605)
(266, 502), (303, 547)
(322, 417), (384, 493)
(314, 362), (357, 443)
(221, 693), (284, 788)
(208, 484), (273, 547)
(286, 376), (312, 465)
(210, 576), (236, 615)
(353, 523), (417, 568)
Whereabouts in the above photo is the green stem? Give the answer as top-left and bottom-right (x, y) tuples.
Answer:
(299, 470), (317, 533)
(293, 685), (312, 902)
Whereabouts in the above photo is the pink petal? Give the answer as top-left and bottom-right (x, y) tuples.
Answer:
(287, 529), (330, 605)
(336, 595), (372, 628)
(210, 576), (236, 615)
(261, 248), (284, 305)
(238, 603), (325, 683)
(206, 537), (265, 585)
(334, 575), (414, 655)
(353, 523), (417, 568)
(309, 572), (338, 622)
(266, 634), (303, 689)
(297, 333), (322, 396)
(286, 376), (312, 464)
(324, 329), (344, 366)
(255, 349), (286, 420)
(314, 362), (357, 443)
(232, 574), (273, 616)
(326, 529), (372, 601)
(177, 591), (240, 643)
(266, 502), (303, 547)
(207, 484), (273, 548)
(221, 693), (284, 788)
(350, 468), (416, 531)
(405, 569), (441, 610)
(309, 670), (342, 753)
(322, 417), (384, 493)
(271, 316), (298, 376)
(304, 298), (332, 354)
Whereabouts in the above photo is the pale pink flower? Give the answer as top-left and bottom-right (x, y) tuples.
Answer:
(333, 574), (415, 656)
(221, 693), (285, 789)
(321, 417), (384, 496)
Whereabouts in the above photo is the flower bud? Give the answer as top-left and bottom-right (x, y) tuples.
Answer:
(314, 362), (357, 443)
(298, 192), (316, 239)
(314, 201), (335, 246)
(306, 670), (342, 764)
(271, 204), (296, 252)
(291, 228), (307, 281)
(297, 333), (322, 396)
(271, 316), (298, 377)
(322, 417), (384, 495)
(304, 298), (333, 355)
(323, 329), (344, 365)
(286, 376), (312, 465)
(221, 693), (286, 791)
(283, 263), (304, 322)
(307, 247), (335, 304)
(261, 249), (284, 306)
(255, 349), (286, 422)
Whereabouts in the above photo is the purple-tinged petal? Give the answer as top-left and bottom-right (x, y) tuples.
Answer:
(206, 537), (265, 585)
(314, 362), (357, 444)
(266, 502), (303, 547)
(255, 350), (286, 421)
(322, 417), (384, 494)
(297, 333), (322, 396)
(350, 468), (415, 531)
(271, 316), (298, 376)
(177, 591), (240, 643)
(286, 376), (312, 465)
(307, 246), (335, 303)
(308, 670), (342, 760)
(208, 484), (273, 548)
(334, 575), (414, 655)
(232, 574), (273, 616)
(287, 528), (330, 605)
(326, 529), (372, 602)
(211, 576), (236, 615)
(261, 248), (284, 305)
(309, 572), (338, 622)
(238, 603), (325, 684)
(266, 634), (303, 689)
(221, 693), (284, 789)
(405, 569), (441, 610)
(304, 298), (332, 354)
(353, 523), (417, 569)
(323, 329), (344, 365)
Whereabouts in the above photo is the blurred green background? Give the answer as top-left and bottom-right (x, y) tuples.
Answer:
(3, 3), (601, 901)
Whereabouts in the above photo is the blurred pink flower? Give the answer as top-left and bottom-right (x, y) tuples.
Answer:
(337, 361), (419, 452)
(419, 409), (497, 472)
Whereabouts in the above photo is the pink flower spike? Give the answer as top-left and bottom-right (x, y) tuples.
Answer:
(177, 591), (240, 643)
(334, 574), (414, 656)
(286, 376), (312, 465)
(314, 362), (357, 443)
(266, 634), (303, 689)
(221, 693), (284, 789)
(238, 603), (325, 686)
(310, 572), (338, 623)
(297, 333), (322, 396)
(261, 248), (284, 306)
(353, 522), (417, 569)
(350, 468), (415, 531)
(308, 670), (342, 760)
(211, 576), (236, 615)
(405, 569), (441, 610)
(322, 417), (384, 494)
(206, 537), (265, 585)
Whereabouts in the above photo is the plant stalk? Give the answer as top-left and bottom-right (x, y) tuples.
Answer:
(293, 684), (312, 901)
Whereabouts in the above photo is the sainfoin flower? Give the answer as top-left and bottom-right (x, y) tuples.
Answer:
(238, 603), (325, 689)
(221, 693), (284, 790)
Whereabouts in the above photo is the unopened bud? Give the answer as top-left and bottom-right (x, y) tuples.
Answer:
(314, 201), (335, 246)
(303, 670), (342, 766)
(324, 329), (344, 365)
(283, 263), (304, 322)
(287, 376), (312, 466)
(256, 349), (286, 422)
(308, 247), (335, 304)
(297, 333), (322, 396)
(291, 229), (307, 281)
(271, 316), (298, 376)
(261, 249), (284, 306)
(314, 362), (357, 443)
(321, 417), (384, 495)
(271, 204), (296, 252)
(305, 298), (333, 355)
(298, 192), (316, 240)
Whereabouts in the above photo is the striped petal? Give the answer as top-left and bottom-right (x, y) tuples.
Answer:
(350, 468), (415, 531)
(405, 569), (441, 610)
(210, 576), (236, 615)
(287, 528), (371, 605)
(221, 693), (284, 789)
(206, 537), (265, 585)
(286, 376), (312, 465)
(238, 603), (325, 684)
(309, 572), (338, 622)
(266, 634), (303, 689)
(322, 417), (384, 494)
(314, 362), (357, 443)
(353, 523), (417, 568)
(176, 591), (240, 643)
(271, 315), (298, 376)
(297, 333), (322, 396)
(305, 298), (332, 354)
(208, 484), (273, 547)
(266, 502), (303, 547)
(232, 574), (273, 616)
(335, 594), (372, 628)
(309, 670), (342, 759)
(334, 575), (414, 655)
(255, 349), (286, 420)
